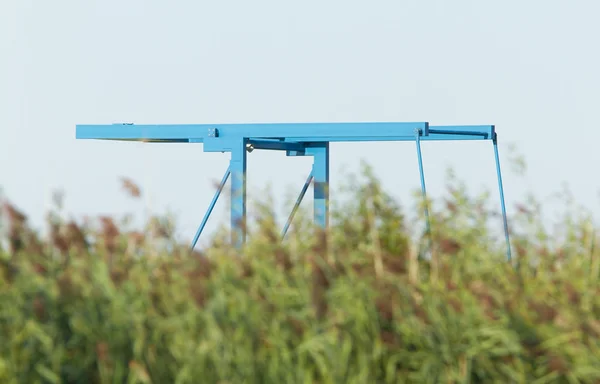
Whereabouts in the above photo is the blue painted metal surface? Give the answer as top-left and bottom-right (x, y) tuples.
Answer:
(190, 165), (230, 250)
(306, 143), (330, 230)
(281, 170), (313, 239)
(75, 121), (511, 261)
(493, 133), (512, 262)
(229, 139), (247, 248)
(415, 128), (432, 253)
(76, 122), (429, 143)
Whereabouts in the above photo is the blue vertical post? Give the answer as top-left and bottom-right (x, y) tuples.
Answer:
(230, 138), (247, 247)
(307, 143), (330, 229)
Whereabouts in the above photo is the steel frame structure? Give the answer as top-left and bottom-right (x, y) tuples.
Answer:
(76, 122), (512, 260)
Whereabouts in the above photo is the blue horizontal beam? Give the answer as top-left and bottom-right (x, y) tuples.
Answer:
(424, 125), (495, 141)
(75, 123), (495, 154)
(248, 139), (305, 152)
(278, 125), (495, 143)
(75, 122), (429, 143)
(284, 136), (425, 142)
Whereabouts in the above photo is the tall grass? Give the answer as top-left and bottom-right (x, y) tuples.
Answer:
(1, 165), (600, 383)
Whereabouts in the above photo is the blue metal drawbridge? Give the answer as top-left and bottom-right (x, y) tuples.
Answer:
(76, 122), (512, 261)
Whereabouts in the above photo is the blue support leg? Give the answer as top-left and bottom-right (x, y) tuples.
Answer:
(415, 129), (432, 252)
(190, 165), (231, 250)
(493, 134), (512, 262)
(281, 170), (314, 239)
(307, 143), (330, 229)
(230, 139), (248, 247)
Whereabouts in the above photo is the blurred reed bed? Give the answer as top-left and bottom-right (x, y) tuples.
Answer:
(1, 165), (600, 383)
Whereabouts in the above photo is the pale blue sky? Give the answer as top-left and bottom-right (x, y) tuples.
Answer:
(1, 0), (599, 245)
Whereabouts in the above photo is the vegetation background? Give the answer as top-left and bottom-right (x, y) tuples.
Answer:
(2, 158), (600, 383)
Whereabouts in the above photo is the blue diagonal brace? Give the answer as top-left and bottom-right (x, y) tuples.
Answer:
(415, 129), (432, 250)
(281, 170), (314, 239)
(493, 134), (512, 262)
(190, 165), (231, 250)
